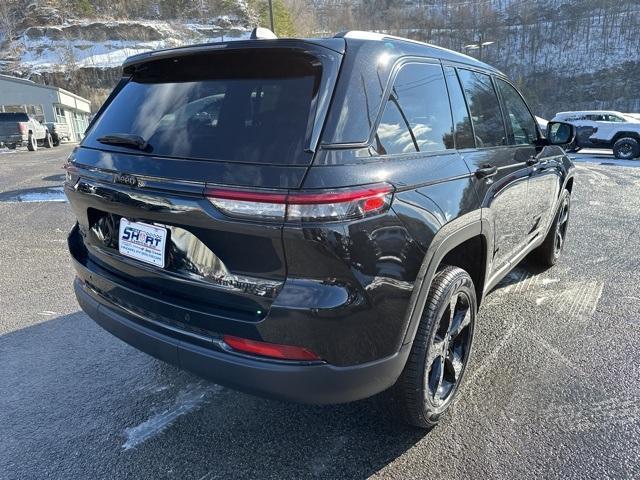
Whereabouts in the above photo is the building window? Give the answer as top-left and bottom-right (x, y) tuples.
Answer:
(55, 107), (67, 123)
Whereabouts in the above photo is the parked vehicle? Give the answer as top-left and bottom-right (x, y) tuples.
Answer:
(552, 110), (640, 159)
(65, 30), (575, 428)
(45, 122), (72, 146)
(0, 112), (52, 151)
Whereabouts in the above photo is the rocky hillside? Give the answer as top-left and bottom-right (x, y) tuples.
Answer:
(0, 0), (254, 108)
(1, 0), (638, 117)
(315, 0), (640, 117)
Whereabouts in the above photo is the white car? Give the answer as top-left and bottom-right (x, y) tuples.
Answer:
(552, 110), (640, 159)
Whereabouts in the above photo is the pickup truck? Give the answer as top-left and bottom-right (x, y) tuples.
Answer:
(0, 112), (53, 151)
(45, 122), (72, 146)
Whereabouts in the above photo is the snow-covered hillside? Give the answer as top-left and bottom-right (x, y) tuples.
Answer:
(5, 19), (249, 74)
(0, 1), (253, 107)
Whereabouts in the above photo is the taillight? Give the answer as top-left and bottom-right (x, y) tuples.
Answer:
(17, 122), (27, 135)
(223, 335), (321, 361)
(205, 183), (394, 222)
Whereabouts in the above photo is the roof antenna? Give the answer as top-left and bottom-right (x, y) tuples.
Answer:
(250, 27), (278, 40)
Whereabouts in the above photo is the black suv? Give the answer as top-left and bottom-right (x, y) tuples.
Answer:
(65, 31), (575, 428)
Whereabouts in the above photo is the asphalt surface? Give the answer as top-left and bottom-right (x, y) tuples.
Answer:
(1, 145), (638, 479)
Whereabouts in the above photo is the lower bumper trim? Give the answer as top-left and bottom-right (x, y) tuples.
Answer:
(75, 279), (410, 405)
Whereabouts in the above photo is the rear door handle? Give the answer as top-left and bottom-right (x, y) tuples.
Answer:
(475, 164), (498, 178)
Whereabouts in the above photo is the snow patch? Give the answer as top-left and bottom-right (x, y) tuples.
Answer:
(122, 382), (220, 450)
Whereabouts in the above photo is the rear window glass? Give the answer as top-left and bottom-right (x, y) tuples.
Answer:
(0, 113), (29, 122)
(84, 50), (321, 165)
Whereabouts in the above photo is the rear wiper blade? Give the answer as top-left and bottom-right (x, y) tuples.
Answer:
(96, 133), (148, 151)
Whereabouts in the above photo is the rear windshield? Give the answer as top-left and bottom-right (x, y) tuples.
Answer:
(0, 113), (29, 122)
(84, 50), (322, 165)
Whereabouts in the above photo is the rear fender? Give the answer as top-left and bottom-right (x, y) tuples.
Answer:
(400, 211), (491, 346)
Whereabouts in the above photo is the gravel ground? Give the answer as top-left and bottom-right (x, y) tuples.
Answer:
(0, 145), (638, 480)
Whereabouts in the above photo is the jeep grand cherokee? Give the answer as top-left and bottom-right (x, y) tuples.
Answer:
(65, 31), (576, 428)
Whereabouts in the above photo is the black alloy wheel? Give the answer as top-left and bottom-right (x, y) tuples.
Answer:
(387, 266), (476, 429)
(554, 194), (570, 258)
(426, 289), (473, 408)
(530, 190), (571, 267)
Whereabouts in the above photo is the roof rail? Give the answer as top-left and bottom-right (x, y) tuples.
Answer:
(334, 30), (495, 67)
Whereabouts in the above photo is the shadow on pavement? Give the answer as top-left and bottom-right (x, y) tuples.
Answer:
(0, 312), (428, 479)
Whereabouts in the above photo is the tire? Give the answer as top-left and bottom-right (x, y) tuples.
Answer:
(386, 266), (476, 429)
(44, 133), (53, 148)
(7, 143), (16, 150)
(530, 190), (571, 267)
(27, 135), (37, 151)
(613, 137), (640, 160)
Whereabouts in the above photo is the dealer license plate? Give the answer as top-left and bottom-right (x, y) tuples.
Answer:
(118, 218), (167, 268)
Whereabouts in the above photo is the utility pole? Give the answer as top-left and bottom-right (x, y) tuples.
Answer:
(268, 0), (275, 32)
(464, 34), (495, 61)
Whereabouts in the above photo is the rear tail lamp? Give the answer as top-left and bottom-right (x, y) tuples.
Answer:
(223, 335), (320, 361)
(206, 183), (394, 222)
(17, 122), (27, 135)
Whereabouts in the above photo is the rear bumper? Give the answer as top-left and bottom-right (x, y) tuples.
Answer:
(0, 136), (27, 146)
(74, 278), (410, 405)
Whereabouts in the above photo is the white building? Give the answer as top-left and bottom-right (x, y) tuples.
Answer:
(0, 74), (91, 142)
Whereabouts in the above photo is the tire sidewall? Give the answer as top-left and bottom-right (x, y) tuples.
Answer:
(420, 272), (477, 424)
(613, 137), (640, 160)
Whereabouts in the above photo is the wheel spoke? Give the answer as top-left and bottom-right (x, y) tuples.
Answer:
(427, 338), (446, 366)
(428, 356), (445, 403)
(446, 345), (464, 382)
(559, 206), (569, 225)
(556, 229), (564, 250)
(449, 307), (471, 340)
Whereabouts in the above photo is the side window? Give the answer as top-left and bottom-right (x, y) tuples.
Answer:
(444, 67), (475, 149)
(375, 63), (453, 155)
(496, 79), (538, 145)
(457, 69), (506, 147)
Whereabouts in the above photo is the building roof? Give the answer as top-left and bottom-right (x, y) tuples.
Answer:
(0, 73), (90, 104)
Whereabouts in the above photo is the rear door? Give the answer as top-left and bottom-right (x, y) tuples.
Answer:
(452, 67), (531, 275)
(495, 78), (560, 240)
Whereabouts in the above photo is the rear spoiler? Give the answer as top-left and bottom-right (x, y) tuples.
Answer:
(122, 38), (345, 74)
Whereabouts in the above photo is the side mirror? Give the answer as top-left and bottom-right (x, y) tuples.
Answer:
(546, 121), (575, 146)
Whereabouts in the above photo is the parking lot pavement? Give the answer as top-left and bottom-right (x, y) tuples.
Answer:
(571, 148), (640, 168)
(1, 145), (639, 480)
